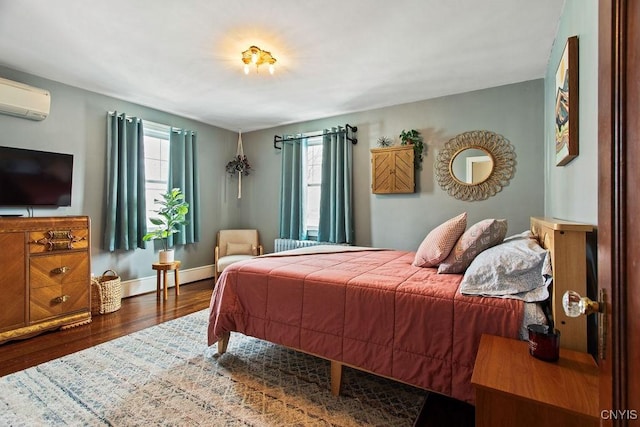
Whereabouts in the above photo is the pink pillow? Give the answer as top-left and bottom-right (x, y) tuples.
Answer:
(412, 212), (467, 267)
(438, 218), (508, 274)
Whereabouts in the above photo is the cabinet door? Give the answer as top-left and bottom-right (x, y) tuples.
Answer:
(372, 150), (393, 193)
(393, 148), (414, 193)
(0, 232), (26, 332)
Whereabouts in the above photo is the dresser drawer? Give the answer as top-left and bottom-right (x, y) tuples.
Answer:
(0, 216), (91, 344)
(29, 228), (89, 254)
(30, 281), (89, 323)
(30, 253), (88, 288)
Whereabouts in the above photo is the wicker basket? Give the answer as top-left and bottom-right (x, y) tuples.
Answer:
(91, 270), (122, 315)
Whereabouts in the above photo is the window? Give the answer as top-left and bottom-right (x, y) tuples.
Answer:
(303, 136), (323, 238)
(143, 122), (171, 230)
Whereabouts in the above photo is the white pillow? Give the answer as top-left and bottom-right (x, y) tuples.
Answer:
(459, 231), (551, 302)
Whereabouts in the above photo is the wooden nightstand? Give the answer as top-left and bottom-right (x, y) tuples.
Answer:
(471, 334), (598, 427)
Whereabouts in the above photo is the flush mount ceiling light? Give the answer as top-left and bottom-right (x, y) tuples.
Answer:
(242, 45), (276, 75)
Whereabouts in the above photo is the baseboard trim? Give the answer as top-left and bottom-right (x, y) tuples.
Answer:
(120, 264), (215, 298)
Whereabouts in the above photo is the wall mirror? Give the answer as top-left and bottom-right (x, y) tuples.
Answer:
(435, 130), (516, 201)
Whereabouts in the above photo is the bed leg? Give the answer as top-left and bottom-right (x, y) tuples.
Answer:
(217, 332), (230, 354)
(330, 360), (343, 396)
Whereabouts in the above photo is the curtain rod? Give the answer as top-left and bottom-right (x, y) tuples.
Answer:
(273, 124), (358, 149)
(108, 112), (188, 134)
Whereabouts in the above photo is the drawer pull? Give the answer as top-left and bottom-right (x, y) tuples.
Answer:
(51, 266), (70, 275)
(47, 230), (73, 240)
(53, 295), (70, 304)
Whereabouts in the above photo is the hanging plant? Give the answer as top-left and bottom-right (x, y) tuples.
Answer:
(228, 131), (251, 199)
(226, 155), (252, 177)
(400, 129), (425, 169)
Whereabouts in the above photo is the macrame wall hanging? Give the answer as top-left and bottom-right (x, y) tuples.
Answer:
(225, 131), (252, 199)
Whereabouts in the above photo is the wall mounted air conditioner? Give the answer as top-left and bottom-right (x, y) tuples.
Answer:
(0, 77), (50, 121)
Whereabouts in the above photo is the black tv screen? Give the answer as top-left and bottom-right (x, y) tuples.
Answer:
(0, 146), (73, 207)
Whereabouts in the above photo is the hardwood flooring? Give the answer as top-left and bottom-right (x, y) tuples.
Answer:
(0, 279), (214, 377)
(0, 278), (474, 426)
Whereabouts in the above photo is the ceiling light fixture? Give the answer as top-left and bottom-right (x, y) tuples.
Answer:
(242, 45), (276, 75)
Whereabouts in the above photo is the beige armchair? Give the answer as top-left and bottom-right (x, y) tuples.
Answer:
(214, 229), (263, 283)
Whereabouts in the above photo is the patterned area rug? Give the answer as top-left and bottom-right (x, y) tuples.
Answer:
(0, 309), (427, 426)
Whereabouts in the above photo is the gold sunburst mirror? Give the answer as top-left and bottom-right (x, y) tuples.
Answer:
(435, 130), (516, 201)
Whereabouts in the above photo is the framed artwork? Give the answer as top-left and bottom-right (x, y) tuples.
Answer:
(555, 36), (579, 166)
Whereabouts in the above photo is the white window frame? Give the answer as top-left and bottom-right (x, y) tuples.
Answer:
(143, 121), (171, 231)
(303, 135), (323, 239)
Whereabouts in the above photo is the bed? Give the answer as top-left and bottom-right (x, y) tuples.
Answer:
(207, 217), (593, 404)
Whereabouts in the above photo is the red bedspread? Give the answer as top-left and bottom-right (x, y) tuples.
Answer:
(208, 249), (523, 403)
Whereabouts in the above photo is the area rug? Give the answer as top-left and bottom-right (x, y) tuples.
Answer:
(0, 309), (427, 426)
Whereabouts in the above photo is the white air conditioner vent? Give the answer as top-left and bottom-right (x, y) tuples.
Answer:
(0, 77), (50, 121)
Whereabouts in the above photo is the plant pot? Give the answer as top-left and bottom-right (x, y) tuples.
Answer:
(159, 249), (174, 264)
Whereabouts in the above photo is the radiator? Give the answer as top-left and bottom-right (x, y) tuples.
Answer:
(274, 238), (340, 252)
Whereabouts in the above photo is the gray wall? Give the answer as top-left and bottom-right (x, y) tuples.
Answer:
(544, 0), (598, 224)
(4, 2), (598, 282)
(0, 66), (237, 282)
(239, 79), (545, 253)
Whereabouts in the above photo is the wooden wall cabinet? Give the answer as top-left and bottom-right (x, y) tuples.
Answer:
(371, 146), (415, 194)
(0, 216), (91, 344)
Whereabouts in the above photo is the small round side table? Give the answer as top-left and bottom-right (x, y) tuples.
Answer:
(152, 260), (181, 301)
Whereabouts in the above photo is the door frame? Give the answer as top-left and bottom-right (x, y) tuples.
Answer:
(598, 0), (638, 423)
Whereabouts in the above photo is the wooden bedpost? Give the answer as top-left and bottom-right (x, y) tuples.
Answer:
(217, 332), (230, 354)
(530, 217), (594, 353)
(330, 360), (343, 396)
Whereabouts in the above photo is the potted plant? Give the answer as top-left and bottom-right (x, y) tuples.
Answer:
(143, 188), (189, 263)
(226, 154), (252, 199)
(225, 155), (252, 177)
(400, 129), (425, 169)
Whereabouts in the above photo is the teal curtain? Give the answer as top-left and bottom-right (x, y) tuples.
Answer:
(168, 128), (200, 246)
(103, 112), (147, 251)
(318, 127), (354, 244)
(279, 136), (306, 240)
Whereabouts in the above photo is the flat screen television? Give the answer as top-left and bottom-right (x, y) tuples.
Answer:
(0, 146), (73, 207)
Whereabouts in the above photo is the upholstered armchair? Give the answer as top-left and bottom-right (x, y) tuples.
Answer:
(214, 229), (263, 283)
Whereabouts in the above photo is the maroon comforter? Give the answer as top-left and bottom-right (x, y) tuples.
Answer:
(208, 249), (523, 403)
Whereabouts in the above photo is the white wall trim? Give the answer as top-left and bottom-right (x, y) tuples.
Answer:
(120, 264), (215, 298)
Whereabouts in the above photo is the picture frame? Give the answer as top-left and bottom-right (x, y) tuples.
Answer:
(554, 36), (579, 166)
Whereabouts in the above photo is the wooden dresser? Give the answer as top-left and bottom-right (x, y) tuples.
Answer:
(371, 145), (415, 194)
(0, 216), (91, 344)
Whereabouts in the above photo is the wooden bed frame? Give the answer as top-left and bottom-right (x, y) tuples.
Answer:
(530, 217), (594, 352)
(217, 217), (594, 395)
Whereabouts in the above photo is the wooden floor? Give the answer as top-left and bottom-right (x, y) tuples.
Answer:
(0, 278), (474, 426)
(0, 279), (214, 377)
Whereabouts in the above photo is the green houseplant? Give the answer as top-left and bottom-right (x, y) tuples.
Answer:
(143, 188), (189, 263)
(400, 129), (424, 169)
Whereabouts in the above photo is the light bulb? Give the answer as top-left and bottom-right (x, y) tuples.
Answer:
(251, 52), (258, 64)
(269, 64), (275, 75)
(243, 64), (249, 75)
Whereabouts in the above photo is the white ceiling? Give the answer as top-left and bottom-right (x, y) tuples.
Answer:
(0, 0), (564, 132)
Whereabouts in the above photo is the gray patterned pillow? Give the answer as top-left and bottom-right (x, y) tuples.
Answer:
(438, 218), (508, 274)
(459, 232), (552, 302)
